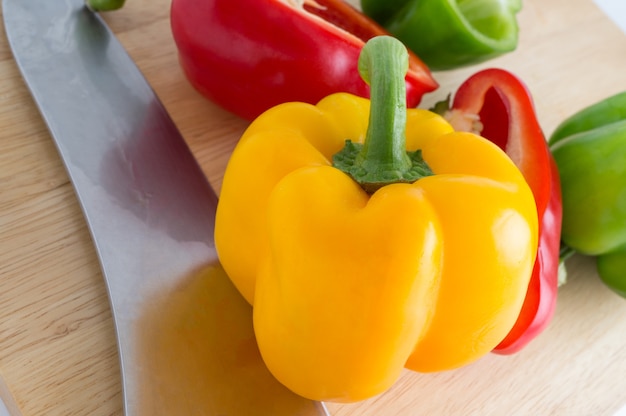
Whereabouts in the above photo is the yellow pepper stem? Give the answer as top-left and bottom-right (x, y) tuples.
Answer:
(333, 36), (433, 194)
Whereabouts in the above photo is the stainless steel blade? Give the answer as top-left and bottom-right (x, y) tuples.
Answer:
(2, 1), (328, 414)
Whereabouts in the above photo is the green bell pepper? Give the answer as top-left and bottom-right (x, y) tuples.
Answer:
(550, 91), (626, 146)
(549, 91), (626, 297)
(360, 0), (522, 70)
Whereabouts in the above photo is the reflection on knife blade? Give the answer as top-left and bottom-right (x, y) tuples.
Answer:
(2, 0), (329, 414)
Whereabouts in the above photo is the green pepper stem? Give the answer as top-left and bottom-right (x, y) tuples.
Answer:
(333, 36), (433, 193)
(86, 0), (126, 11)
(559, 243), (576, 263)
(557, 242), (575, 287)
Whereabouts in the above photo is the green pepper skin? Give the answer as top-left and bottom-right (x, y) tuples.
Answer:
(550, 91), (626, 146)
(597, 248), (626, 297)
(550, 92), (626, 298)
(550, 121), (626, 255)
(361, 0), (522, 70)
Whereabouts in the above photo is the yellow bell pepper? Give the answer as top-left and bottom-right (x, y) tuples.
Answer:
(215, 37), (537, 402)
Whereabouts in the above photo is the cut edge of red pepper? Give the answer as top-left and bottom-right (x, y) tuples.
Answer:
(286, 0), (439, 105)
(439, 68), (562, 354)
(448, 68), (551, 217)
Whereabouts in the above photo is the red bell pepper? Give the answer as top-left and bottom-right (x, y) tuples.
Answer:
(439, 68), (562, 354)
(170, 0), (438, 121)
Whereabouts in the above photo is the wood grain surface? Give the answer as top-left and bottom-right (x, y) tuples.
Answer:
(1, 0), (626, 415)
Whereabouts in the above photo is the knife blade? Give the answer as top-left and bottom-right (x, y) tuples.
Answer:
(0, 372), (22, 416)
(2, 1), (328, 414)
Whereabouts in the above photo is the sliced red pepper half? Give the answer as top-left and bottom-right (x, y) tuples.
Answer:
(170, 0), (438, 121)
(440, 68), (562, 354)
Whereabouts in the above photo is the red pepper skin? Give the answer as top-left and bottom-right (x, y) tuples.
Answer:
(170, 0), (437, 121)
(494, 156), (561, 354)
(447, 68), (562, 354)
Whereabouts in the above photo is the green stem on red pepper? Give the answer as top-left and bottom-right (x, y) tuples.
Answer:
(333, 36), (433, 194)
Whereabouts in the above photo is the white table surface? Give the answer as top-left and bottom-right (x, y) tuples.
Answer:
(593, 0), (626, 33)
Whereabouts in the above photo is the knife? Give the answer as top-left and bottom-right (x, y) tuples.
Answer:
(2, 1), (329, 414)
(0, 372), (21, 416)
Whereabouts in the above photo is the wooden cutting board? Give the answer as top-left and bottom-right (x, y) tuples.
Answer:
(2, 0), (626, 415)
